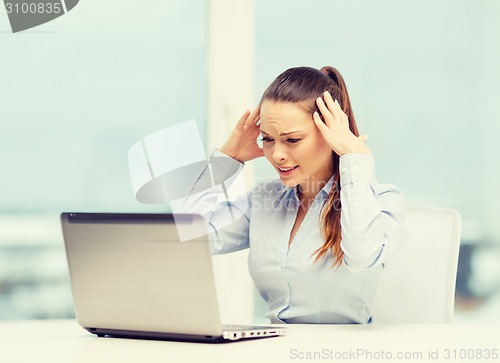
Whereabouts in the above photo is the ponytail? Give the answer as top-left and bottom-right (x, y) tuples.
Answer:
(320, 66), (359, 136)
(313, 66), (359, 269)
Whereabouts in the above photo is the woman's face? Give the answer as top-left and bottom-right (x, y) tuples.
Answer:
(259, 100), (334, 192)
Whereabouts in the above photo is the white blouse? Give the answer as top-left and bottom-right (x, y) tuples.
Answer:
(174, 150), (407, 324)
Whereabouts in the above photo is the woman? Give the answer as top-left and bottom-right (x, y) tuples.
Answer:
(178, 66), (407, 324)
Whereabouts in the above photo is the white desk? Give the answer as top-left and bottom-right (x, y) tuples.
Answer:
(0, 320), (499, 363)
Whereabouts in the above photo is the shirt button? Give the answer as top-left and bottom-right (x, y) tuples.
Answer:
(341, 167), (346, 174)
(354, 199), (364, 209)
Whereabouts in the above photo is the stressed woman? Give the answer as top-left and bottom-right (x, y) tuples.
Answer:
(178, 66), (407, 324)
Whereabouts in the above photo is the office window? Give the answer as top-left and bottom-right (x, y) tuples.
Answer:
(0, 0), (207, 319)
(253, 0), (500, 322)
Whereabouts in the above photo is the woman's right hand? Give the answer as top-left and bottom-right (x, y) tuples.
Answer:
(219, 107), (264, 163)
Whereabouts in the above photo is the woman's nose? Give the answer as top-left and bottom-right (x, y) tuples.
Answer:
(272, 143), (287, 162)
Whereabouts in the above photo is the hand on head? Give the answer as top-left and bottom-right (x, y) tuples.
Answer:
(313, 91), (370, 156)
(219, 107), (264, 163)
(220, 67), (369, 163)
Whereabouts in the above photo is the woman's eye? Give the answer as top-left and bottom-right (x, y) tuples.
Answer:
(260, 137), (273, 142)
(287, 138), (301, 143)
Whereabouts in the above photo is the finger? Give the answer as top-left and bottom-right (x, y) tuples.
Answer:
(336, 101), (350, 129)
(313, 111), (331, 136)
(254, 115), (261, 128)
(244, 107), (260, 128)
(245, 117), (261, 139)
(357, 134), (368, 144)
(322, 91), (339, 118)
(248, 118), (262, 137)
(315, 97), (335, 128)
(340, 113), (349, 129)
(236, 109), (251, 128)
(324, 91), (344, 126)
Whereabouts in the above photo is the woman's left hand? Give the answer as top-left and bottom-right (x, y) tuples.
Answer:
(313, 91), (371, 156)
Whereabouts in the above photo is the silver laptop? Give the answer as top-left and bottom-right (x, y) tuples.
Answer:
(60, 212), (287, 343)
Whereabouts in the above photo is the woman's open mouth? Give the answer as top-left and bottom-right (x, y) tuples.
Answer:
(276, 165), (299, 176)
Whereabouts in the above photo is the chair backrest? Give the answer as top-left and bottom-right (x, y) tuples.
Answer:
(372, 205), (461, 323)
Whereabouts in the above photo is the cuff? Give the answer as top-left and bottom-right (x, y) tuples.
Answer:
(339, 153), (376, 188)
(213, 148), (244, 165)
(209, 149), (245, 183)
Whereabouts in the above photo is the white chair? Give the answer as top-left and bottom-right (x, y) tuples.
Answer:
(372, 205), (461, 323)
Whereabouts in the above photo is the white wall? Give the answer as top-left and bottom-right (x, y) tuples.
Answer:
(207, 0), (256, 324)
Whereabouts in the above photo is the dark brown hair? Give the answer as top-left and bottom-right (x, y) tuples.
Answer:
(259, 66), (360, 268)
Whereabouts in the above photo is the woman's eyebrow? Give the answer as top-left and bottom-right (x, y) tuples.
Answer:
(260, 130), (303, 136)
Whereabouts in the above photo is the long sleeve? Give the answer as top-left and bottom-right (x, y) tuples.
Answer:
(339, 153), (407, 273)
(171, 149), (252, 254)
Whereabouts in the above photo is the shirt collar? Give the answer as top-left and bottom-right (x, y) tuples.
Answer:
(276, 182), (298, 200)
(319, 174), (335, 197)
(276, 174), (335, 200)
